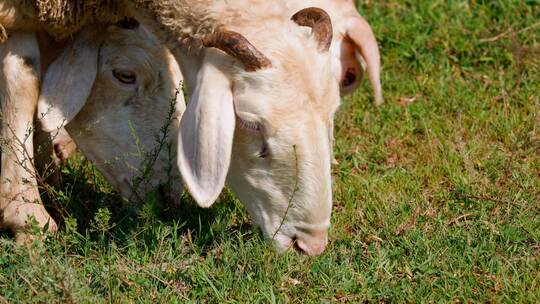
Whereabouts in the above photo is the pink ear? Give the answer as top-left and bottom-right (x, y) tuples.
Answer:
(338, 37), (364, 96)
(346, 16), (383, 105)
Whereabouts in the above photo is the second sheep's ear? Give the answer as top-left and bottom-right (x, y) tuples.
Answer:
(38, 30), (102, 132)
(343, 15), (383, 105)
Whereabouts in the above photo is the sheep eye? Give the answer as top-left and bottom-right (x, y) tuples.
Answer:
(113, 70), (137, 84)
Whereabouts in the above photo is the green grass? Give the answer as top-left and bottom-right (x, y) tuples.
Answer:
(1, 1), (539, 302)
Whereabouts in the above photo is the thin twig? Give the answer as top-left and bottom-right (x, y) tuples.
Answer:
(395, 206), (421, 236)
(130, 83), (182, 201)
(136, 266), (191, 301)
(454, 192), (515, 205)
(272, 145), (299, 241)
(447, 213), (474, 226)
(479, 22), (540, 44)
(17, 271), (38, 295)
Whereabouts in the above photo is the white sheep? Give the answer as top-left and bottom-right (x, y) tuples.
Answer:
(0, 0), (219, 242)
(167, 2), (341, 256)
(2, 1), (368, 256)
(0, 19), (184, 239)
(0, 0), (197, 238)
(30, 1), (342, 255)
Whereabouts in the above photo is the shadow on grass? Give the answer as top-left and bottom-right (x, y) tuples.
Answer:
(32, 154), (252, 254)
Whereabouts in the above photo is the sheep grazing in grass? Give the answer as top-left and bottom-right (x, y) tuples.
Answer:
(166, 2), (341, 256)
(30, 1), (343, 255)
(0, 18), (184, 240)
(39, 20), (185, 203)
(0, 0), (210, 239)
(1, 0), (373, 256)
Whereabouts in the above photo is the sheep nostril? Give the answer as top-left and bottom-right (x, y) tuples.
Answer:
(289, 236), (299, 251)
(291, 236), (305, 253)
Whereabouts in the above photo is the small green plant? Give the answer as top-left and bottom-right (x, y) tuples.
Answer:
(130, 83), (183, 202)
(272, 145), (299, 245)
(90, 208), (112, 242)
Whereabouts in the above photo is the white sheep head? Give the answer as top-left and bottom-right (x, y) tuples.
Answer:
(178, 8), (340, 256)
(37, 19), (185, 203)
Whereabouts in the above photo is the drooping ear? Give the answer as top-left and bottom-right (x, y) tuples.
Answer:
(177, 52), (236, 207)
(38, 30), (101, 132)
(344, 16), (383, 105)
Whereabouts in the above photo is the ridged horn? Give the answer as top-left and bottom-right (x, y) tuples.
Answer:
(291, 7), (333, 52)
(202, 30), (271, 72)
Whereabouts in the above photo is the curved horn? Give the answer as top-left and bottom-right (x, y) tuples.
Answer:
(291, 7), (333, 52)
(202, 30), (271, 72)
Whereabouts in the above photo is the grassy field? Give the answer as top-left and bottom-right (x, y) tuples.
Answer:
(1, 1), (539, 302)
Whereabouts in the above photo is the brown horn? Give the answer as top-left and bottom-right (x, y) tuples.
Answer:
(291, 7), (333, 52)
(202, 30), (271, 72)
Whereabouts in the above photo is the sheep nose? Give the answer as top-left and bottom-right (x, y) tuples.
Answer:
(294, 234), (328, 256)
